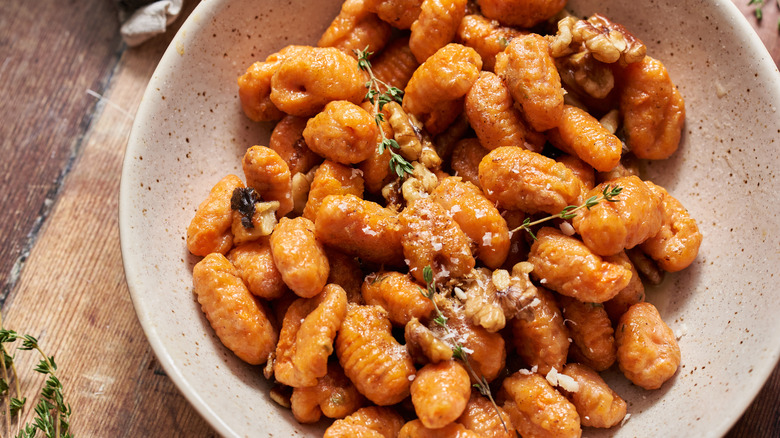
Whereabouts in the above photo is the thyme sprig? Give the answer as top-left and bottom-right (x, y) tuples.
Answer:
(512, 184), (623, 240)
(420, 266), (509, 434)
(0, 315), (71, 438)
(748, 0), (764, 20)
(354, 48), (414, 178)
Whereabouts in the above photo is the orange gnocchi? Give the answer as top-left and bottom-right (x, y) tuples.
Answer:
(185, 4), (702, 435)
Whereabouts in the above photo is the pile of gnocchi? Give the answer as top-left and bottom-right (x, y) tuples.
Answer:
(186, 0), (703, 436)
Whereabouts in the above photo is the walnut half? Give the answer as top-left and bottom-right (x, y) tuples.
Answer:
(550, 13), (646, 66)
(549, 13), (647, 99)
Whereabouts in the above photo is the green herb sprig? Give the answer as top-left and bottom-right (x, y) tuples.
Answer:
(748, 0), (764, 20)
(0, 313), (71, 438)
(354, 48), (414, 178)
(420, 266), (508, 433)
(512, 184), (623, 240)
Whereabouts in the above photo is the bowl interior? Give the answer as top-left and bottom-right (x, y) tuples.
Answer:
(119, 0), (780, 436)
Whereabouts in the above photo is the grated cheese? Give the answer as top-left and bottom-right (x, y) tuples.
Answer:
(546, 368), (579, 392)
(559, 221), (575, 236)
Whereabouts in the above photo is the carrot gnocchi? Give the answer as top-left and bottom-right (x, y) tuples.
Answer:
(185, 2), (702, 435)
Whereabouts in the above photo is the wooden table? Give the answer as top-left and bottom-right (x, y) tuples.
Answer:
(0, 0), (777, 436)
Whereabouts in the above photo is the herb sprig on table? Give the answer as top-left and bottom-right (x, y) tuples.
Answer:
(512, 184), (623, 240)
(0, 314), (72, 438)
(420, 266), (509, 434)
(354, 48), (415, 178)
(747, 0), (780, 30)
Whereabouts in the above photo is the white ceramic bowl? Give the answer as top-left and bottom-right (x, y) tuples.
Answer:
(119, 0), (780, 436)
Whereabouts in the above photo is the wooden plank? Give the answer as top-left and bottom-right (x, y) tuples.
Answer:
(727, 364), (780, 437)
(0, 1), (215, 436)
(0, 0), (122, 298)
(734, 0), (780, 64)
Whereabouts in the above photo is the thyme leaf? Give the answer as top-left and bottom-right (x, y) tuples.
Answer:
(0, 312), (72, 438)
(512, 184), (623, 239)
(354, 47), (414, 179)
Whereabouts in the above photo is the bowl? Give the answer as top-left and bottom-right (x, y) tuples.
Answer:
(119, 0), (780, 436)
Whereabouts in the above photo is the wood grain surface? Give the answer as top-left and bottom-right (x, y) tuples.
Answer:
(0, 0), (121, 300)
(0, 0), (776, 437)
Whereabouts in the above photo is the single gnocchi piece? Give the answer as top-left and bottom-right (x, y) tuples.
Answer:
(186, 174), (243, 256)
(449, 138), (489, 189)
(270, 47), (366, 117)
(303, 100), (379, 165)
(318, 0), (392, 55)
(547, 104), (623, 172)
(479, 147), (583, 215)
(274, 284), (348, 387)
(478, 0), (566, 28)
(495, 33), (564, 132)
(556, 153), (596, 192)
(365, 0), (423, 29)
(371, 37), (420, 90)
(324, 406), (405, 438)
(431, 176), (510, 268)
(409, 0), (468, 63)
(398, 419), (483, 438)
(237, 45), (310, 121)
(336, 304), (416, 405)
(242, 146), (294, 218)
(510, 286), (569, 375)
(501, 371), (582, 438)
(465, 71), (532, 152)
(325, 247), (364, 304)
(290, 362), (364, 423)
(303, 160), (365, 222)
(411, 360), (471, 429)
(501, 210), (530, 269)
(362, 271), (434, 325)
(603, 251), (646, 323)
(399, 197), (476, 283)
(572, 175), (664, 256)
(457, 14), (524, 72)
(620, 56), (686, 160)
(403, 44), (482, 127)
(528, 227), (633, 303)
(457, 391), (514, 438)
(192, 253), (277, 365)
(420, 97), (466, 135)
(269, 115), (323, 175)
(269, 217), (330, 298)
(226, 240), (288, 300)
(616, 302), (681, 390)
(314, 194), (405, 266)
(640, 181), (702, 272)
(559, 295), (616, 372)
(560, 363), (627, 429)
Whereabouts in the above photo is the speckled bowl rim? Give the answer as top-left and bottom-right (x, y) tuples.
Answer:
(119, 0), (780, 437)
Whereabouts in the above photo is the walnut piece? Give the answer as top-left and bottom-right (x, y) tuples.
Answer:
(550, 14), (646, 65)
(557, 51), (615, 99)
(387, 101), (423, 162)
(405, 317), (454, 364)
(549, 13), (646, 99)
(499, 262), (538, 321)
(401, 162), (439, 203)
(461, 268), (506, 333)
